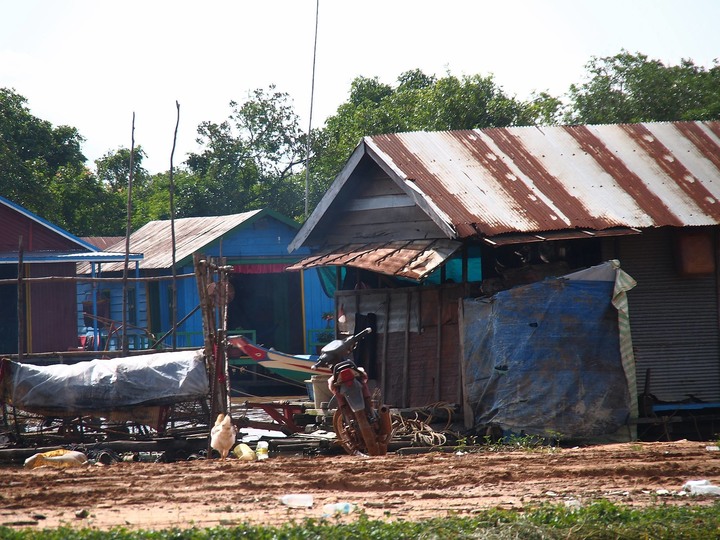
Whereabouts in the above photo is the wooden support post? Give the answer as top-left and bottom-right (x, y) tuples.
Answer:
(381, 293), (390, 403)
(402, 291), (410, 408)
(194, 254), (217, 457)
(17, 238), (24, 360)
(435, 288), (442, 402)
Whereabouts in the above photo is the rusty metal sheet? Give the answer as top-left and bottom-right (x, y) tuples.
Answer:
(482, 226), (642, 246)
(365, 121), (720, 240)
(82, 210), (263, 272)
(286, 239), (461, 280)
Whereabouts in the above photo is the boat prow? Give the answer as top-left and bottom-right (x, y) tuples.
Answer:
(227, 335), (331, 383)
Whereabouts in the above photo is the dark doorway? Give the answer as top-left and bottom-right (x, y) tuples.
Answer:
(227, 272), (303, 353)
(0, 266), (18, 354)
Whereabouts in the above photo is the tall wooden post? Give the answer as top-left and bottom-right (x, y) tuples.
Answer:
(17, 237), (24, 360)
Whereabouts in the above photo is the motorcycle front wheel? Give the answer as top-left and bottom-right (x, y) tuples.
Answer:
(333, 408), (383, 456)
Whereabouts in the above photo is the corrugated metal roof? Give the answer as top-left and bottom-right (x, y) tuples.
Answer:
(287, 239), (461, 280)
(96, 210), (263, 271)
(365, 121), (720, 239)
(0, 250), (142, 265)
(81, 236), (125, 250)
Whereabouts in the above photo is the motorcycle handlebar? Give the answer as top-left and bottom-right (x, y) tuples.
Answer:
(311, 327), (372, 369)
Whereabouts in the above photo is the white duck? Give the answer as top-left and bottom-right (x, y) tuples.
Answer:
(210, 413), (237, 461)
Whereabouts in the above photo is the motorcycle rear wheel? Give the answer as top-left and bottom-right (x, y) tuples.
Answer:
(332, 408), (383, 456)
(355, 409), (381, 456)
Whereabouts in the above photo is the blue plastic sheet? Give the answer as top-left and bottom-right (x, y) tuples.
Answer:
(462, 266), (633, 441)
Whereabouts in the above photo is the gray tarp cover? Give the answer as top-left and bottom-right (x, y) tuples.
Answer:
(461, 261), (637, 441)
(7, 349), (208, 411)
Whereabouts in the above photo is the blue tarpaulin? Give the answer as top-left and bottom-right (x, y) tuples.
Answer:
(460, 261), (637, 442)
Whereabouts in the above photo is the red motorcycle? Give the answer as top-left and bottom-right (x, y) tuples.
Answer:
(312, 328), (392, 456)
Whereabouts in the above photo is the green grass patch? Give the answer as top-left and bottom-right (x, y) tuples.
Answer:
(0, 501), (718, 539)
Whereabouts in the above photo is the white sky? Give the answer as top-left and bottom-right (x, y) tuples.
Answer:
(2, 0), (719, 174)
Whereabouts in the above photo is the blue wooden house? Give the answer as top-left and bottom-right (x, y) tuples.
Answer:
(78, 209), (334, 355)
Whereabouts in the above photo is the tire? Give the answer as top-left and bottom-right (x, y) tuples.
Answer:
(332, 408), (383, 456)
(355, 410), (381, 456)
(332, 408), (361, 455)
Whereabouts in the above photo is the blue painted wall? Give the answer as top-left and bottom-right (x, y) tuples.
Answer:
(77, 264), (150, 350)
(77, 213), (333, 354)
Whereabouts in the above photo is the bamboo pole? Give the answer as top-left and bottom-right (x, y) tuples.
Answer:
(169, 101), (180, 350)
(402, 291), (410, 408)
(435, 288), (442, 402)
(381, 292), (389, 402)
(217, 258), (230, 415)
(0, 274), (194, 286)
(122, 113), (136, 356)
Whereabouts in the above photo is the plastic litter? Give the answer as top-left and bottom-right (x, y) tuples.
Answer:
(322, 502), (354, 516)
(256, 441), (269, 460)
(682, 480), (720, 496)
(24, 449), (88, 469)
(233, 443), (256, 461)
(280, 494), (314, 508)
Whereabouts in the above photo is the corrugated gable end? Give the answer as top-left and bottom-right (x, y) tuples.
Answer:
(367, 121), (720, 240)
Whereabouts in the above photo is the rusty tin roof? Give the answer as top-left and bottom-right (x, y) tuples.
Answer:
(92, 210), (264, 271)
(286, 239), (461, 281)
(365, 121), (720, 240)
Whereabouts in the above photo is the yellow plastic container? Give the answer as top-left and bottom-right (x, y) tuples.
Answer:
(233, 443), (256, 461)
(24, 449), (88, 469)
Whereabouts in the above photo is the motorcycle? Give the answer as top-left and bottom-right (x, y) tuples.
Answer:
(312, 327), (392, 456)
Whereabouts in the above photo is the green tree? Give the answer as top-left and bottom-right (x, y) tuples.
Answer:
(565, 50), (720, 124)
(307, 70), (555, 211)
(95, 146), (149, 192)
(185, 86), (307, 219)
(131, 168), (211, 226)
(0, 87), (87, 218)
(91, 146), (152, 234)
(47, 164), (125, 236)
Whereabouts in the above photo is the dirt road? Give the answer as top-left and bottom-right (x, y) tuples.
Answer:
(2, 440), (720, 531)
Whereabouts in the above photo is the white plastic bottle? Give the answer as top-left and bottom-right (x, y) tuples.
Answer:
(322, 502), (355, 515)
(683, 480), (720, 495)
(280, 494), (314, 508)
(256, 440), (269, 460)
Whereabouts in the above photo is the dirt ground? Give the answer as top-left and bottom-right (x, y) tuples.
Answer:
(1, 439), (720, 531)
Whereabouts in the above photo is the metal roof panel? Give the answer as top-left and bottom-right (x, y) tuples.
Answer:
(92, 210), (263, 271)
(287, 239), (461, 281)
(365, 121), (720, 239)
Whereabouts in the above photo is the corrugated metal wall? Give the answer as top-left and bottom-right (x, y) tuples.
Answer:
(29, 263), (78, 353)
(605, 228), (720, 402)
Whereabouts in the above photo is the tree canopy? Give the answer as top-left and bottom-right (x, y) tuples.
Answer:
(0, 88), (130, 236)
(1, 51), (718, 237)
(182, 87), (308, 220)
(565, 50), (720, 124)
